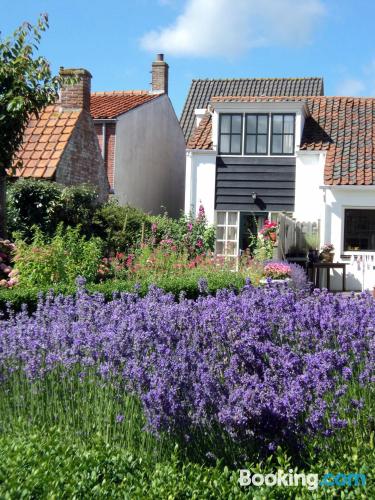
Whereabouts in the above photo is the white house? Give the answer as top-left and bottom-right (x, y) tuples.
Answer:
(184, 89), (375, 291)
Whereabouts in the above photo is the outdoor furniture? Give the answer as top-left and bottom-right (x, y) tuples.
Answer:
(286, 256), (308, 271)
(311, 262), (347, 291)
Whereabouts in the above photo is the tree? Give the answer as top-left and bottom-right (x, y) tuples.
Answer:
(0, 14), (62, 237)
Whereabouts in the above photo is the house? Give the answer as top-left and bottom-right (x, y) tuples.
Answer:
(91, 54), (186, 218)
(183, 77), (375, 291)
(15, 68), (109, 202)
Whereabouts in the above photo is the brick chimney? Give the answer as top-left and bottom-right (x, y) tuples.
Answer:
(151, 54), (168, 94)
(59, 67), (92, 112)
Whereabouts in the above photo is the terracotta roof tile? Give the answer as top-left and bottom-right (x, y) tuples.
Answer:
(13, 105), (80, 178)
(187, 112), (213, 150)
(90, 91), (161, 119)
(188, 95), (375, 186)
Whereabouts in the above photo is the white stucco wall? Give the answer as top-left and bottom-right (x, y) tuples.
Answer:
(184, 151), (217, 224)
(321, 186), (375, 291)
(114, 94), (186, 217)
(294, 151), (325, 222)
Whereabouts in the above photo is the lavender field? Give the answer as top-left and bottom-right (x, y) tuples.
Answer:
(0, 279), (374, 496)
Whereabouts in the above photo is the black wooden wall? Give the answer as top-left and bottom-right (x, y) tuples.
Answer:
(215, 156), (296, 212)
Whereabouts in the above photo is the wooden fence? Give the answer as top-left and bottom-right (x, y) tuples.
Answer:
(276, 213), (320, 260)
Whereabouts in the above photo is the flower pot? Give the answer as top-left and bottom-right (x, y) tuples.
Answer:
(269, 231), (277, 242)
(372, 287), (375, 299)
(321, 251), (334, 263)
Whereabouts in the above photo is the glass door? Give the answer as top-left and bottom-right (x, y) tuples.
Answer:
(239, 212), (268, 254)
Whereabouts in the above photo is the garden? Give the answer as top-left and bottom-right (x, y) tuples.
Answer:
(0, 179), (373, 498)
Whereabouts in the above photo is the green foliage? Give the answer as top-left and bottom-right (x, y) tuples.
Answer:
(92, 200), (150, 254)
(150, 206), (216, 257)
(13, 225), (102, 287)
(7, 179), (99, 239)
(0, 271), (247, 313)
(0, 14), (61, 172)
(7, 179), (62, 238)
(59, 183), (99, 234)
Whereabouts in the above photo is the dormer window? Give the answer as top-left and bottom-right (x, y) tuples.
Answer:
(271, 114), (295, 155)
(245, 114), (269, 154)
(219, 114), (242, 154)
(217, 111), (296, 156)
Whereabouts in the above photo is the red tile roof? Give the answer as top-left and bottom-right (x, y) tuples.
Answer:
(188, 96), (375, 185)
(13, 105), (80, 178)
(90, 91), (160, 119)
(187, 112), (213, 150)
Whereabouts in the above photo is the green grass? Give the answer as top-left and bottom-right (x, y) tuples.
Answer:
(0, 370), (373, 499)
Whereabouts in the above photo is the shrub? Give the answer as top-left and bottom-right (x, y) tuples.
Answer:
(7, 179), (99, 240)
(13, 225), (102, 287)
(59, 183), (99, 235)
(92, 200), (151, 254)
(7, 178), (62, 239)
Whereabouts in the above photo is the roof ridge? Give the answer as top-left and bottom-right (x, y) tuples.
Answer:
(91, 90), (150, 96)
(191, 77), (323, 82)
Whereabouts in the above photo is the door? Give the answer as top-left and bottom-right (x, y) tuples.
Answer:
(239, 212), (268, 254)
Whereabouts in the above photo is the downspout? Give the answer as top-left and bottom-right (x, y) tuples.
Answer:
(101, 122), (106, 161)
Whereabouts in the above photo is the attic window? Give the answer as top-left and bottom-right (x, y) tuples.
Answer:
(271, 114), (295, 155)
(219, 114), (242, 155)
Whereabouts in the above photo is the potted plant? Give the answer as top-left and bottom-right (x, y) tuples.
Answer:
(320, 243), (335, 263)
(259, 220), (278, 243)
(261, 262), (292, 284)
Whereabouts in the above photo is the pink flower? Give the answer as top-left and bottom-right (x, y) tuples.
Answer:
(151, 223), (158, 233)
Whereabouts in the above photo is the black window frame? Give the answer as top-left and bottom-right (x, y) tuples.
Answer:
(270, 113), (295, 156)
(344, 208), (375, 252)
(244, 113), (269, 155)
(218, 113), (243, 155)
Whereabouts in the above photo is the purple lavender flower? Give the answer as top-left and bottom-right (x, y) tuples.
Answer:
(0, 281), (373, 455)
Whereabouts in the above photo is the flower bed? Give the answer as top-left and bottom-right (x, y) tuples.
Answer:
(0, 280), (373, 462)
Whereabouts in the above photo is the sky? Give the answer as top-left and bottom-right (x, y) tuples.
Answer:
(1, 0), (375, 117)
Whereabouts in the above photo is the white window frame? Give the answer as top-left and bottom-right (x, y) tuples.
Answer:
(215, 211), (240, 259)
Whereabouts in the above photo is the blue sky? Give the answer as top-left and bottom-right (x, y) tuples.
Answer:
(1, 0), (375, 116)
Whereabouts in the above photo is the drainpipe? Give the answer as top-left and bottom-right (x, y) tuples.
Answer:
(101, 122), (106, 160)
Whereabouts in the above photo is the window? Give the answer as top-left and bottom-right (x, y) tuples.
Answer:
(219, 114), (242, 155)
(271, 114), (295, 155)
(344, 209), (375, 251)
(216, 211), (239, 258)
(245, 114), (268, 154)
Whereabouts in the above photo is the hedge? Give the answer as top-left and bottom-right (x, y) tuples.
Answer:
(0, 273), (247, 313)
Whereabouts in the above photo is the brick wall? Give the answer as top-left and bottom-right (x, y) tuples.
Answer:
(59, 68), (92, 112)
(94, 122), (117, 189)
(152, 54), (169, 94)
(56, 111), (109, 202)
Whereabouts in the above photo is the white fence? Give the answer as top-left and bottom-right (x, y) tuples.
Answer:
(276, 213), (320, 260)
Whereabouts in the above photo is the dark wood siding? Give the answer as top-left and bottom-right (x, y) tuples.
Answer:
(215, 156), (295, 211)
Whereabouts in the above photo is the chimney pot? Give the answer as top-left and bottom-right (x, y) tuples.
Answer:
(156, 53), (164, 61)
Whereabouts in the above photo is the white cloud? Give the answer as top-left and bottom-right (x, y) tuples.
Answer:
(141, 0), (325, 57)
(336, 78), (366, 96)
(335, 60), (375, 96)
